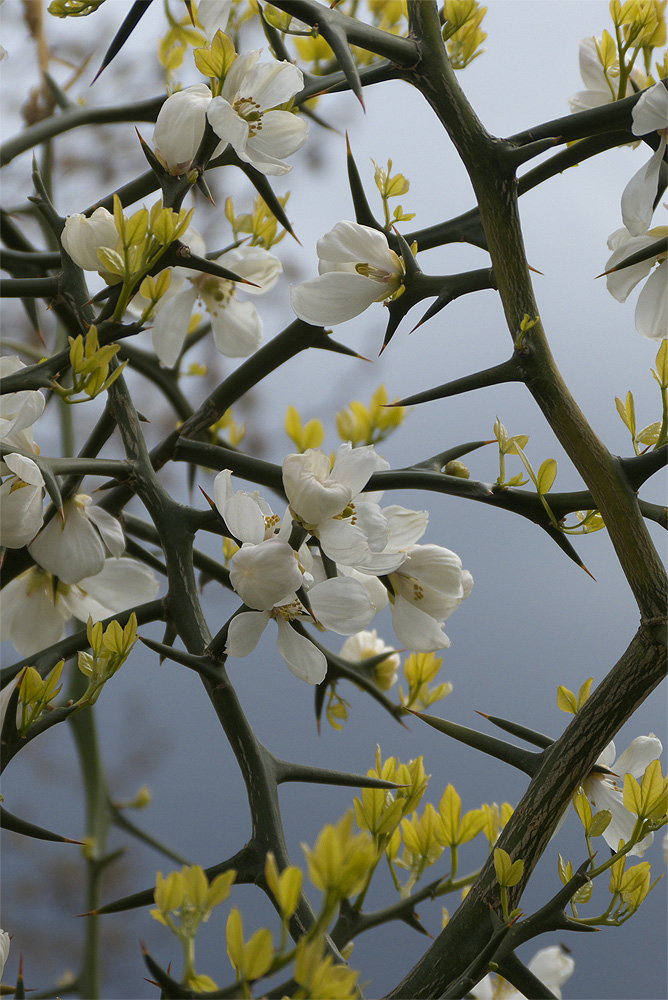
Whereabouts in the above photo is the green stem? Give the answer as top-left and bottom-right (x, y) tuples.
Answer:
(67, 670), (113, 1000)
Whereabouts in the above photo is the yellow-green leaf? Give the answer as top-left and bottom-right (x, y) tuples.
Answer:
(589, 808), (612, 837)
(557, 685), (577, 714)
(576, 677), (593, 710)
(226, 907), (244, 970)
(654, 340), (668, 387)
(623, 772), (644, 817)
(493, 847), (512, 884)
(244, 927), (273, 981)
(125, 208), (148, 247)
(636, 421), (661, 445)
(438, 784), (461, 846)
(96, 247), (125, 276)
(574, 791), (592, 831)
(537, 458), (557, 494)
(103, 620), (124, 654)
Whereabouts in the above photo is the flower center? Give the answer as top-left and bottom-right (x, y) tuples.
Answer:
(233, 97), (263, 136)
(335, 502), (356, 522)
(198, 275), (235, 313)
(264, 513), (281, 533)
(272, 599), (305, 622)
(355, 262), (391, 283)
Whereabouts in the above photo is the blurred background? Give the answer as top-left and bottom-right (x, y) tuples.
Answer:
(1, 1), (666, 997)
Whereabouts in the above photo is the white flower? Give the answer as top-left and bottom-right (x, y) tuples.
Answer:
(0, 454), (44, 549)
(605, 226), (667, 340)
(568, 36), (646, 112)
(290, 221), (404, 326)
(340, 629), (400, 688)
(226, 576), (376, 684)
(148, 229), (281, 366)
(622, 82), (668, 236)
(581, 734), (663, 856)
(28, 494), (125, 585)
(284, 443), (387, 525)
(472, 945), (574, 1000)
(0, 929), (9, 980)
(0, 559), (159, 656)
(283, 442), (396, 567)
(153, 84), (219, 176)
(230, 538), (304, 610)
(207, 50), (308, 175)
(60, 207), (120, 275)
(0, 356), (45, 452)
(214, 469), (304, 609)
(213, 468), (279, 543)
(355, 503), (429, 575)
(153, 54), (308, 177)
(385, 544), (473, 653)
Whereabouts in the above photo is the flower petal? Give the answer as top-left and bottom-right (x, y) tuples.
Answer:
(247, 110), (308, 159)
(226, 610), (271, 657)
(240, 60), (304, 110)
(308, 577), (376, 634)
(72, 557), (159, 616)
(318, 518), (374, 566)
(223, 492), (267, 544)
(29, 502), (105, 584)
(614, 735), (663, 777)
(229, 538), (302, 610)
(152, 285), (199, 367)
(635, 259), (667, 339)
(331, 442), (388, 494)
(276, 619), (327, 684)
(210, 297), (263, 357)
(216, 246), (282, 293)
(631, 81), (668, 136)
(391, 596), (451, 653)
(382, 504), (429, 548)
(86, 505), (125, 557)
(61, 208), (119, 271)
(621, 135), (667, 236)
(0, 478), (44, 548)
(196, 0), (233, 39)
(0, 572), (66, 655)
(605, 229), (660, 302)
(221, 49), (261, 103)
(153, 84), (212, 174)
(290, 271), (387, 325)
(3, 453), (43, 486)
(527, 946), (575, 997)
(316, 221), (398, 273)
(206, 97), (249, 153)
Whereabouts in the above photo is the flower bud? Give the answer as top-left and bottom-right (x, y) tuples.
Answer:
(61, 208), (119, 272)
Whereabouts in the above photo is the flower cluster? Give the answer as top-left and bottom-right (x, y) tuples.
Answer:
(153, 45), (308, 177)
(0, 362), (159, 656)
(217, 441), (472, 685)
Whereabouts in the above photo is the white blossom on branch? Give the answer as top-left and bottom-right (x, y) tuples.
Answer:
(153, 53), (307, 177)
(605, 226), (667, 340)
(0, 454), (45, 549)
(290, 221), (405, 326)
(1, 559), (159, 657)
(622, 82), (668, 237)
(147, 229), (281, 366)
